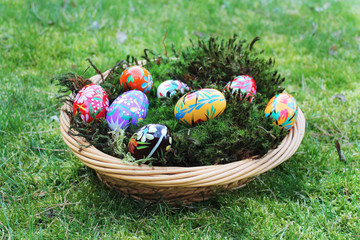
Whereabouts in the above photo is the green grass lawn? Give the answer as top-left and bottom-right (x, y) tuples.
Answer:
(1, 0), (359, 238)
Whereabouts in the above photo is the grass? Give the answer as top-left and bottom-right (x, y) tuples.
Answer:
(0, 0), (359, 238)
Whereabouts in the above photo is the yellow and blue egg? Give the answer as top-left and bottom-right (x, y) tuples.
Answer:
(174, 88), (227, 126)
(265, 93), (298, 130)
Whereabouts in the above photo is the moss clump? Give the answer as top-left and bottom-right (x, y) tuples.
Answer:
(56, 35), (288, 167)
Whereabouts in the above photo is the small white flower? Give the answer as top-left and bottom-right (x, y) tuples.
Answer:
(161, 128), (167, 136)
(136, 126), (155, 142)
(149, 125), (157, 133)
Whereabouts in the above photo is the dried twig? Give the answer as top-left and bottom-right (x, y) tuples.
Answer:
(48, 189), (72, 226)
(24, 129), (54, 134)
(81, 66), (90, 76)
(0, 220), (11, 239)
(32, 147), (68, 152)
(249, 36), (260, 51)
(48, 177), (87, 227)
(311, 123), (334, 137)
(335, 140), (346, 163)
(162, 29), (168, 57)
(256, 176), (278, 202)
(17, 191), (47, 202)
(107, 60), (128, 80)
(257, 126), (276, 140)
(34, 202), (80, 217)
(33, 89), (56, 95)
(87, 58), (104, 83)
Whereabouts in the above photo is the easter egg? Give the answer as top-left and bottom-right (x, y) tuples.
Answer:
(73, 84), (109, 123)
(224, 75), (257, 102)
(120, 66), (153, 94)
(128, 124), (172, 159)
(265, 93), (298, 130)
(106, 90), (149, 131)
(157, 80), (190, 98)
(174, 89), (227, 126)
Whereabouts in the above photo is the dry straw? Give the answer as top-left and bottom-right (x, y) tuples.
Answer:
(60, 68), (306, 205)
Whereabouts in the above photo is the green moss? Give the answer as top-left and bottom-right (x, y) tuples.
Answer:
(58, 36), (288, 167)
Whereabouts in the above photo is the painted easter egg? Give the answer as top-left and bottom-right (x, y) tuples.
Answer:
(73, 84), (109, 123)
(128, 124), (172, 159)
(174, 89), (227, 126)
(265, 93), (298, 130)
(157, 80), (191, 98)
(224, 75), (257, 102)
(120, 66), (153, 94)
(106, 90), (149, 131)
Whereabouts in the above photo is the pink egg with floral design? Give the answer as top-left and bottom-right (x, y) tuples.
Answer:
(224, 75), (257, 102)
(73, 84), (109, 123)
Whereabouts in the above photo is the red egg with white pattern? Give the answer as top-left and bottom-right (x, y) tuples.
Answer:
(73, 84), (109, 123)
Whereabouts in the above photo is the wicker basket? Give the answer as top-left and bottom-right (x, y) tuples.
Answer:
(60, 69), (306, 205)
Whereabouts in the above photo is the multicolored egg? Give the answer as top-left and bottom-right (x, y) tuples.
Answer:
(106, 90), (149, 131)
(120, 66), (153, 94)
(265, 93), (298, 130)
(128, 124), (172, 159)
(174, 89), (227, 126)
(73, 84), (109, 123)
(157, 80), (190, 98)
(224, 75), (257, 102)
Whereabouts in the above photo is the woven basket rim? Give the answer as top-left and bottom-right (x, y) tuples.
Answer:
(60, 68), (306, 188)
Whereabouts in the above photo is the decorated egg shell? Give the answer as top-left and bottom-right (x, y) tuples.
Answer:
(157, 80), (191, 98)
(174, 88), (227, 126)
(265, 93), (298, 130)
(73, 84), (109, 123)
(106, 90), (149, 131)
(120, 66), (153, 94)
(128, 124), (172, 159)
(224, 75), (257, 102)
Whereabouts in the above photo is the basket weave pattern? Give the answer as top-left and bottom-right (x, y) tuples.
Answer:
(60, 71), (306, 204)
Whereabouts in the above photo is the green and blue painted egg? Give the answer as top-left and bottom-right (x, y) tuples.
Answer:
(174, 89), (227, 126)
(106, 90), (149, 131)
